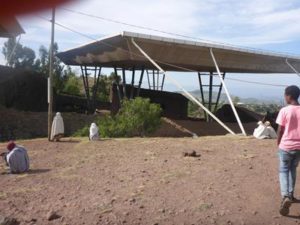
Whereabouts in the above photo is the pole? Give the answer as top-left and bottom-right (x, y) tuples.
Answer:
(131, 38), (236, 135)
(210, 48), (247, 136)
(48, 8), (55, 141)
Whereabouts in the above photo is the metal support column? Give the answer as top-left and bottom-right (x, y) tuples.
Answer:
(210, 48), (246, 136)
(152, 70), (156, 90)
(146, 70), (165, 90)
(92, 67), (101, 110)
(130, 67), (135, 99)
(156, 70), (160, 90)
(80, 66), (103, 113)
(146, 70), (151, 89)
(131, 37), (236, 135)
(114, 67), (122, 101)
(214, 73), (226, 113)
(122, 68), (127, 98)
(137, 68), (144, 97)
(198, 72), (225, 120)
(84, 66), (91, 111)
(208, 72), (213, 112)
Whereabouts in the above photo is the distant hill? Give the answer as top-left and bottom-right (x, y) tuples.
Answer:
(187, 90), (282, 105)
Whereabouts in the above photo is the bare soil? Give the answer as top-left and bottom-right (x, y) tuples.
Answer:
(1, 136), (299, 225)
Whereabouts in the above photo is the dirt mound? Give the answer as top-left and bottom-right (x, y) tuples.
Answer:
(216, 104), (264, 123)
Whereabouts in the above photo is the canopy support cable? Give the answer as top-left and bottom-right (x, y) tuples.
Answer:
(286, 59), (300, 77)
(131, 37), (236, 135)
(209, 48), (246, 136)
(161, 73), (165, 91)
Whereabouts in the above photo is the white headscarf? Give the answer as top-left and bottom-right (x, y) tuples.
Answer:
(89, 123), (99, 141)
(51, 112), (64, 140)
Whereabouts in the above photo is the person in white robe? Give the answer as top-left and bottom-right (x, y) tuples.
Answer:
(89, 123), (99, 141)
(51, 112), (64, 141)
(253, 121), (277, 139)
(265, 121), (278, 139)
(253, 121), (269, 139)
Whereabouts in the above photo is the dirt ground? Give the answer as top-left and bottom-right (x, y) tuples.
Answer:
(1, 136), (300, 225)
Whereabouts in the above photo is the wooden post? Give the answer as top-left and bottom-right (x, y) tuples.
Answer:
(48, 8), (55, 141)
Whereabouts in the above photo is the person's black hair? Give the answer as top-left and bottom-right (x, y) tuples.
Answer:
(285, 85), (300, 100)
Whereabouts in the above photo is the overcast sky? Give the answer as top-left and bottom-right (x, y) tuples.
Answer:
(1, 0), (300, 100)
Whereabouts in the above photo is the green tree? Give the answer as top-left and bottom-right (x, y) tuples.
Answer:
(35, 45), (49, 75)
(2, 39), (81, 96)
(34, 43), (66, 92)
(74, 98), (162, 137)
(94, 72), (120, 102)
(2, 38), (36, 69)
(63, 68), (81, 96)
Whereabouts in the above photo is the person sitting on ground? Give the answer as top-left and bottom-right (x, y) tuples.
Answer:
(51, 112), (64, 141)
(253, 121), (277, 139)
(276, 85), (300, 216)
(253, 121), (269, 139)
(265, 121), (277, 139)
(0, 141), (30, 174)
(89, 123), (99, 141)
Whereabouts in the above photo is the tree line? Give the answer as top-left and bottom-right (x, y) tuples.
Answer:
(2, 38), (114, 101)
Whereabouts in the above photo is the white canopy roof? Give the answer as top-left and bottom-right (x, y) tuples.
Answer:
(57, 31), (300, 73)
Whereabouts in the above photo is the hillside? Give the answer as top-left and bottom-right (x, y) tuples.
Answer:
(188, 90), (282, 104)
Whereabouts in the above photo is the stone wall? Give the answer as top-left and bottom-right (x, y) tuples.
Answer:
(0, 108), (98, 141)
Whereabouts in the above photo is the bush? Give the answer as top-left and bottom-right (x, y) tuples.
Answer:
(73, 125), (89, 137)
(74, 97), (162, 138)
